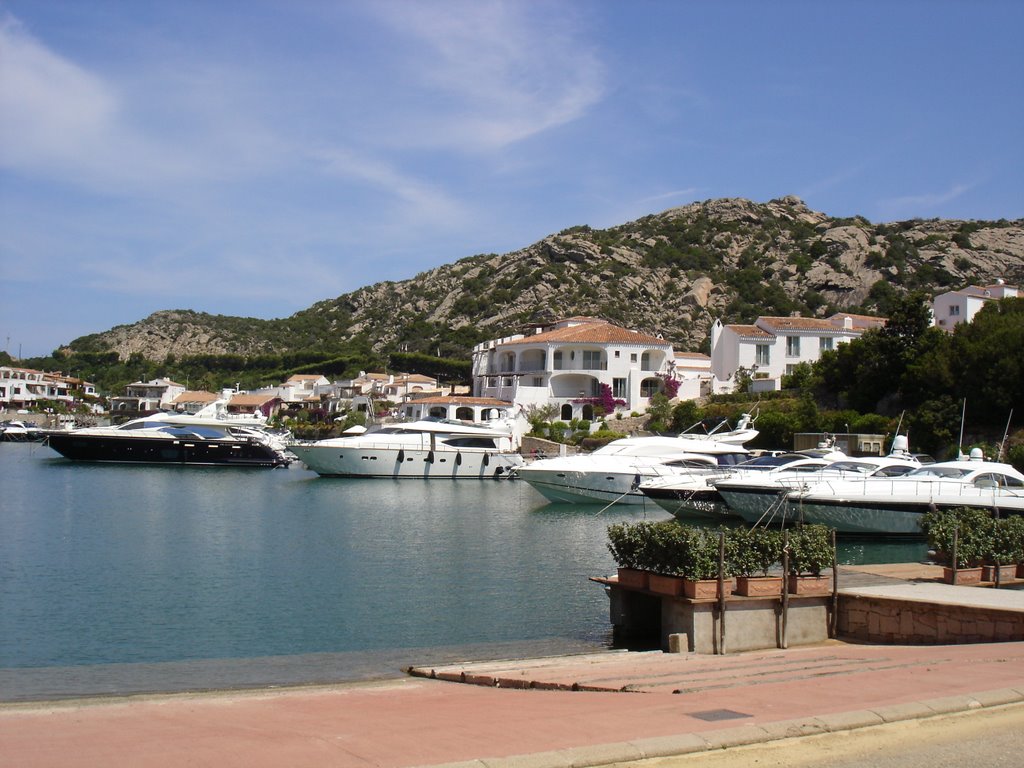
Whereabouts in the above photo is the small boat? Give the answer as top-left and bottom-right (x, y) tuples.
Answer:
(44, 415), (291, 467)
(289, 419), (524, 478)
(785, 448), (1024, 535)
(0, 420), (46, 442)
(515, 415), (758, 506)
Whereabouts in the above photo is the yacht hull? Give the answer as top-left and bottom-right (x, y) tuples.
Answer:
(796, 495), (1024, 535)
(290, 444), (523, 478)
(45, 433), (287, 467)
(639, 484), (732, 519)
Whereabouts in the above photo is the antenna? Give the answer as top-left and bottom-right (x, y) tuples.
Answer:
(999, 410), (1013, 462)
(957, 399), (967, 460)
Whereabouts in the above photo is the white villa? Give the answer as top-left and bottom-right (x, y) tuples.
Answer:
(0, 366), (98, 411)
(109, 378), (187, 412)
(710, 312), (886, 393)
(932, 280), (1018, 332)
(472, 317), (678, 421)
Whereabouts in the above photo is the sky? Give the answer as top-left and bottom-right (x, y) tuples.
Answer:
(1, 1), (1022, 359)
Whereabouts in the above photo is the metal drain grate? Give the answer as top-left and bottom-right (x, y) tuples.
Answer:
(687, 708), (752, 722)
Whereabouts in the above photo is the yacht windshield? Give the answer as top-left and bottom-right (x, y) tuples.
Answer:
(826, 461), (876, 473)
(908, 466), (971, 479)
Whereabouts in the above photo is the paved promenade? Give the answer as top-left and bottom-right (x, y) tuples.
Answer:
(3, 639), (1024, 768)
(5, 564), (1024, 767)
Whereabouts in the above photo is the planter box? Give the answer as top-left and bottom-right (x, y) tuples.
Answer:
(683, 578), (721, 600)
(942, 566), (984, 585)
(1018, 563), (1024, 580)
(648, 573), (685, 597)
(983, 564), (1017, 583)
(616, 568), (649, 590)
(787, 574), (832, 596)
(734, 576), (783, 597)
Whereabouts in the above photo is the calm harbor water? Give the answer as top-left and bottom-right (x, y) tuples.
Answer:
(0, 442), (926, 700)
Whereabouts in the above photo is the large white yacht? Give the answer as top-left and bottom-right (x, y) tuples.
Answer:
(515, 415), (757, 505)
(786, 449), (1024, 535)
(710, 437), (931, 525)
(44, 413), (291, 467)
(289, 419), (524, 478)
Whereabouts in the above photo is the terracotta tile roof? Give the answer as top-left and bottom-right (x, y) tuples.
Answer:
(758, 316), (839, 332)
(726, 324), (773, 339)
(675, 352), (710, 360)
(170, 390), (219, 404)
(286, 374), (325, 383)
(502, 320), (668, 347)
(828, 312), (887, 329)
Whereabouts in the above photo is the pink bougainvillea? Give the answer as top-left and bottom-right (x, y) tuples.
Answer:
(573, 383), (626, 413)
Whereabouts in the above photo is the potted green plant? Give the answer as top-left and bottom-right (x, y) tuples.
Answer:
(607, 521), (653, 589)
(726, 527), (783, 597)
(985, 515), (1024, 583)
(646, 521), (690, 596)
(786, 524), (834, 595)
(678, 527), (725, 600)
(922, 506), (993, 585)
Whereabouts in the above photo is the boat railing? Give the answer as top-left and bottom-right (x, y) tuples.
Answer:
(792, 477), (1020, 501)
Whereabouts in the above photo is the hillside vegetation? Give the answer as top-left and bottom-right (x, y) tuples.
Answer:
(57, 196), (1024, 367)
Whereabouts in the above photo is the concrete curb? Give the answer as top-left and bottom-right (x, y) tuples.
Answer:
(411, 687), (1024, 768)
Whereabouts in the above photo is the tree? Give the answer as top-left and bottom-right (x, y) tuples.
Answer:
(646, 393), (673, 432)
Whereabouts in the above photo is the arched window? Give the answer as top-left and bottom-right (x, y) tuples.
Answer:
(640, 378), (661, 398)
(455, 406), (474, 421)
(560, 403), (573, 421)
(582, 404), (594, 420)
(429, 406), (447, 419)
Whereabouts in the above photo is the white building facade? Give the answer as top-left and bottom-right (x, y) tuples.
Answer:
(0, 366), (98, 410)
(932, 281), (1018, 332)
(109, 378), (187, 412)
(710, 312), (886, 393)
(472, 317), (677, 421)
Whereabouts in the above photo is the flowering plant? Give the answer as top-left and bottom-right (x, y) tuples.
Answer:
(657, 372), (680, 399)
(573, 383), (625, 414)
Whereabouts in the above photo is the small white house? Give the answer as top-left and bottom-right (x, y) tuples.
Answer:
(0, 366), (90, 410)
(932, 280), (1018, 332)
(109, 378), (186, 412)
(710, 312), (886, 393)
(472, 317), (677, 421)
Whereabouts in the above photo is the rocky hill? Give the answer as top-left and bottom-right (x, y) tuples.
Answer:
(67, 196), (1024, 362)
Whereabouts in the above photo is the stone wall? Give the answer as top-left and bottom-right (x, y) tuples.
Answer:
(606, 584), (829, 654)
(838, 594), (1024, 644)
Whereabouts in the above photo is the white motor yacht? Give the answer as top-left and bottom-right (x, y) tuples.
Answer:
(289, 419), (524, 478)
(515, 414), (758, 505)
(44, 414), (291, 467)
(711, 444), (862, 524)
(640, 443), (847, 521)
(786, 449), (1024, 535)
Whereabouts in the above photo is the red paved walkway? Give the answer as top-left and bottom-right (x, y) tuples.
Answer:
(3, 640), (1024, 767)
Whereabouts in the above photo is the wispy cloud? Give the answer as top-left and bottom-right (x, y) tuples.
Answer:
(365, 0), (605, 150)
(876, 182), (975, 219)
(313, 147), (467, 226)
(635, 188), (701, 208)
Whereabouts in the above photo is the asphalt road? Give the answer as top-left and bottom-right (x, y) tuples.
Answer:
(614, 702), (1024, 768)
